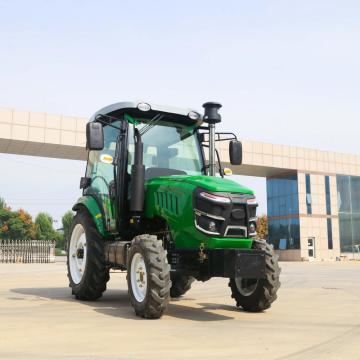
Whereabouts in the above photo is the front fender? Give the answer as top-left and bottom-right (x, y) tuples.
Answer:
(72, 195), (106, 236)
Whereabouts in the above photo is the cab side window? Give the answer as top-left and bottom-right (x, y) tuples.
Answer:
(85, 121), (120, 231)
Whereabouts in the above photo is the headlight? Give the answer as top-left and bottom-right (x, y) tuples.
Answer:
(247, 197), (258, 206)
(194, 210), (224, 235)
(249, 221), (257, 236)
(247, 197), (258, 219)
(199, 192), (231, 204)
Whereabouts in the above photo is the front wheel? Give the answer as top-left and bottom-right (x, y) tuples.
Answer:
(67, 209), (109, 300)
(127, 234), (171, 319)
(229, 240), (281, 312)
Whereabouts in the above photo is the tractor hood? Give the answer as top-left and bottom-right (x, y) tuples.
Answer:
(146, 175), (254, 194)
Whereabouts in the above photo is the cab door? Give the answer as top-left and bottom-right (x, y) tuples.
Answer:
(84, 121), (120, 232)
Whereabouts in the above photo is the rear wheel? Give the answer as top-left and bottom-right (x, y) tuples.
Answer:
(67, 209), (109, 300)
(229, 240), (281, 312)
(170, 273), (195, 298)
(127, 234), (171, 319)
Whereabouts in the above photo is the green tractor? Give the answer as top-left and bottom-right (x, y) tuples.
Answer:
(67, 101), (280, 318)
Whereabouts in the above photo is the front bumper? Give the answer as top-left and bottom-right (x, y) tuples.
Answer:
(170, 248), (267, 279)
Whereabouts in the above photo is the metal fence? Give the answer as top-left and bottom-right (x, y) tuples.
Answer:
(0, 240), (55, 263)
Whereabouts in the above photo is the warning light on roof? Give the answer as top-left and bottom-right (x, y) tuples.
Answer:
(188, 111), (200, 120)
(137, 103), (151, 112)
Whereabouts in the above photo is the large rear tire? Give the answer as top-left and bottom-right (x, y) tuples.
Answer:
(67, 209), (110, 300)
(229, 240), (280, 312)
(127, 234), (171, 319)
(170, 273), (195, 298)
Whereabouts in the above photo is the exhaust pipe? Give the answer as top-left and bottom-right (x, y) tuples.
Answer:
(202, 102), (222, 176)
(130, 129), (145, 214)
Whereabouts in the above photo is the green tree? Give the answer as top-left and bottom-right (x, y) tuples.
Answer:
(0, 205), (12, 238)
(0, 206), (36, 240)
(6, 212), (30, 239)
(35, 212), (57, 240)
(61, 210), (74, 249)
(54, 230), (65, 250)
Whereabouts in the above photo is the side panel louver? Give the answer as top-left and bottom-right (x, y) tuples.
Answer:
(155, 191), (179, 215)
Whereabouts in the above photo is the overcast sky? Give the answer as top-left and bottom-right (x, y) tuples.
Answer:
(0, 0), (359, 223)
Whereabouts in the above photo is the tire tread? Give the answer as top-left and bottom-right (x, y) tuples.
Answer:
(127, 234), (171, 319)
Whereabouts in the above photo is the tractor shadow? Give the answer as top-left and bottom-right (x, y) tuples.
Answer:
(11, 287), (238, 321)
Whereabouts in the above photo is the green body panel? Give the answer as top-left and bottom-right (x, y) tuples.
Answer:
(74, 176), (254, 249)
(144, 175), (254, 250)
(73, 195), (108, 236)
(158, 175), (254, 194)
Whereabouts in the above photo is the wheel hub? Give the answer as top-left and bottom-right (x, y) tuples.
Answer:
(131, 253), (147, 302)
(76, 248), (84, 259)
(235, 277), (258, 296)
(69, 224), (87, 284)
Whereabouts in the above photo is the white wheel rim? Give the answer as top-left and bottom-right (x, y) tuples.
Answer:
(235, 277), (258, 296)
(130, 253), (147, 302)
(69, 224), (87, 284)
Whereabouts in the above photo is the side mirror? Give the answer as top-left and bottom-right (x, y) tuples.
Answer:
(86, 122), (104, 150)
(229, 140), (242, 165)
(79, 177), (91, 189)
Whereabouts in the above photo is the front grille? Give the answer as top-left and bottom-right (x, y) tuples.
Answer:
(228, 204), (247, 227)
(196, 198), (224, 217)
(193, 189), (257, 238)
(225, 227), (247, 237)
(248, 206), (257, 219)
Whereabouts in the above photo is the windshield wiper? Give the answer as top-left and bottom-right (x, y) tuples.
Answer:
(139, 114), (164, 136)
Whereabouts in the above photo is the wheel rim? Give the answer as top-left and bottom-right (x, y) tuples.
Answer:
(69, 224), (87, 284)
(235, 277), (258, 296)
(130, 253), (147, 302)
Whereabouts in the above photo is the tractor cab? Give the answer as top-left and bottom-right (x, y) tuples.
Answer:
(82, 101), (241, 235)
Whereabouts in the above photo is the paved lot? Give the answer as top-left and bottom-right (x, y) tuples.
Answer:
(0, 261), (359, 360)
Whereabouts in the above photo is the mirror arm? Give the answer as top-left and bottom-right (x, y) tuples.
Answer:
(215, 132), (238, 141)
(198, 130), (238, 143)
(215, 148), (224, 178)
(200, 144), (210, 174)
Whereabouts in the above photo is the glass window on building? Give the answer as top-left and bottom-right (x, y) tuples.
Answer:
(305, 174), (312, 214)
(337, 175), (360, 252)
(327, 218), (333, 249)
(338, 213), (353, 252)
(266, 173), (299, 217)
(325, 175), (331, 215)
(268, 218), (300, 250)
(267, 173), (300, 250)
(337, 175), (351, 212)
(351, 176), (360, 213)
(352, 213), (360, 250)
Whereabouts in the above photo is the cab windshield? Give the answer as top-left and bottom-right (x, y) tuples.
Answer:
(128, 120), (204, 178)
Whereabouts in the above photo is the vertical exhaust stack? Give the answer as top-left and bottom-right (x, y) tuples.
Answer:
(130, 129), (145, 216)
(202, 102), (222, 176)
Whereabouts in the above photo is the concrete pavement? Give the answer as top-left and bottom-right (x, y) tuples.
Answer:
(0, 261), (359, 360)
